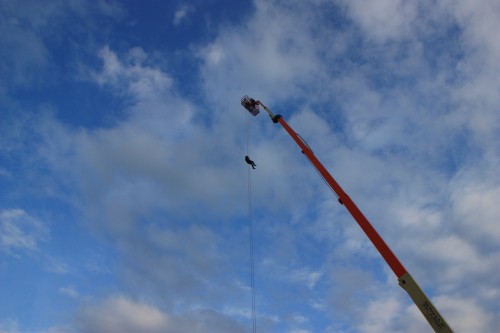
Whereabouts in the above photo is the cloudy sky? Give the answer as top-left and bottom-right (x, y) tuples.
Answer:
(1, 0), (499, 332)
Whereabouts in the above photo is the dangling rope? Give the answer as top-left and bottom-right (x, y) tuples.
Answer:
(245, 111), (257, 333)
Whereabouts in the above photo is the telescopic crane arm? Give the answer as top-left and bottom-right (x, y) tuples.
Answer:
(241, 96), (453, 333)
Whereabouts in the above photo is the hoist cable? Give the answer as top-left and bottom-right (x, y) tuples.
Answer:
(245, 111), (257, 333)
(303, 150), (341, 202)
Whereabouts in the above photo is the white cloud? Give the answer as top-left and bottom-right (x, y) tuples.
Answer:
(288, 267), (323, 289)
(173, 5), (194, 26)
(204, 43), (225, 65)
(0, 209), (47, 254)
(436, 295), (496, 333)
(0, 0), (125, 88)
(198, 0), (325, 105)
(93, 46), (173, 101)
(29, 44), (255, 319)
(452, 182), (500, 243)
(44, 256), (72, 274)
(35, 44), (317, 236)
(77, 296), (246, 333)
(0, 12), (49, 86)
(0, 319), (20, 333)
(339, 0), (418, 41)
(0, 320), (74, 333)
(357, 296), (403, 333)
(59, 286), (79, 298)
(78, 296), (168, 333)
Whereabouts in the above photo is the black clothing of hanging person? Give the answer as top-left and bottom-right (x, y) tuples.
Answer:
(245, 155), (256, 169)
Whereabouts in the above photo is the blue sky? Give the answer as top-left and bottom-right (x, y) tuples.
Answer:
(1, 0), (499, 332)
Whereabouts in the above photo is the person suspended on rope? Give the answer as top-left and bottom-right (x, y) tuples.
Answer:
(245, 155), (256, 169)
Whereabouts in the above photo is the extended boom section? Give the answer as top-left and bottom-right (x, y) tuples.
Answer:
(241, 96), (453, 333)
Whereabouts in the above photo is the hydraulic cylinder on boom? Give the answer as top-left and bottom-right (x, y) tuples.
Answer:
(240, 95), (453, 333)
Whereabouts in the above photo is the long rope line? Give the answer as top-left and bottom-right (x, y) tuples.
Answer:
(245, 112), (257, 333)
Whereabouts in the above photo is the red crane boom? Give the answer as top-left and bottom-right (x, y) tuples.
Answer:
(241, 96), (453, 333)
